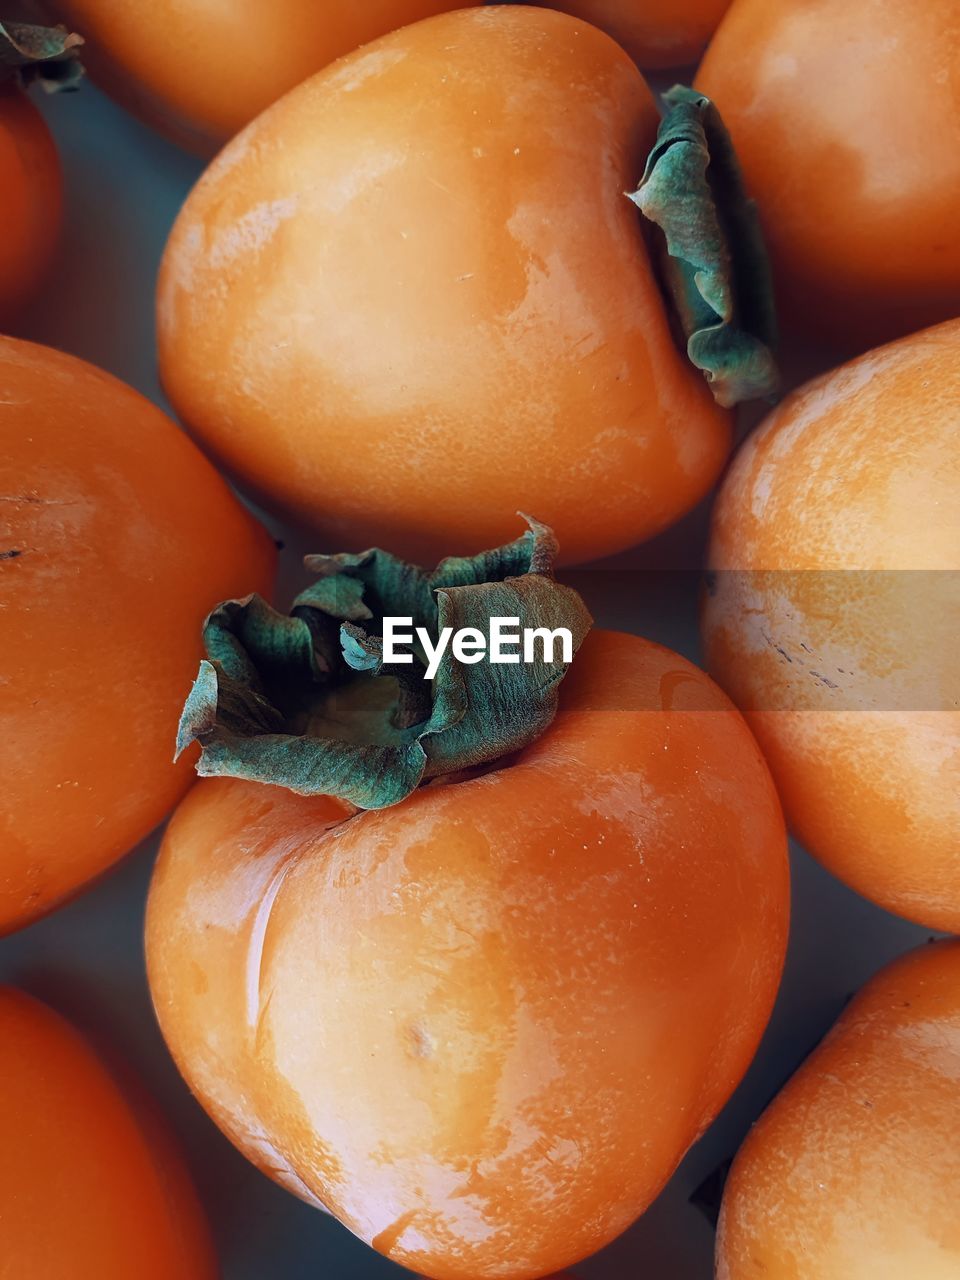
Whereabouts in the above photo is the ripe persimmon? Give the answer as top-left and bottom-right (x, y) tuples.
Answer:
(0, 337), (275, 934)
(717, 940), (960, 1279)
(0, 21), (83, 320)
(550, 0), (733, 68)
(146, 520), (789, 1279)
(42, 0), (474, 151)
(158, 7), (778, 567)
(697, 0), (960, 349)
(42, 0), (734, 151)
(0, 986), (216, 1278)
(0, 86), (60, 319)
(703, 319), (960, 931)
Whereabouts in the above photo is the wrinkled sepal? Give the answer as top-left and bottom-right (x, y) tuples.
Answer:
(176, 518), (592, 810)
(629, 84), (779, 408)
(0, 20), (84, 91)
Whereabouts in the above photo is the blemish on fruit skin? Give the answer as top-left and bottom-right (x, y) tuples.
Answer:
(210, 197), (300, 269)
(371, 1208), (418, 1255)
(407, 1022), (437, 1060)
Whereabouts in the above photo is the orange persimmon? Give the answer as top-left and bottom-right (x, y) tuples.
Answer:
(702, 319), (960, 930)
(0, 337), (275, 934)
(41, 0), (474, 151)
(717, 940), (960, 1279)
(157, 7), (777, 567)
(697, 0), (960, 349)
(41, 0), (734, 151)
(0, 986), (216, 1278)
(147, 627), (789, 1279)
(0, 81), (60, 320)
(550, 0), (733, 68)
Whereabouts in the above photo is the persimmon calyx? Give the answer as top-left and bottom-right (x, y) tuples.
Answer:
(629, 84), (780, 408)
(176, 517), (592, 810)
(0, 20), (83, 92)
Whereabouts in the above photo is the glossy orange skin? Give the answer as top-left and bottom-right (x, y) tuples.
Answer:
(697, 0), (960, 350)
(551, 0), (732, 67)
(0, 84), (61, 320)
(147, 629), (789, 1280)
(703, 320), (960, 931)
(158, 7), (732, 567)
(43, 0), (474, 151)
(0, 987), (216, 1278)
(0, 337), (275, 934)
(717, 941), (960, 1279)
(42, 0), (732, 151)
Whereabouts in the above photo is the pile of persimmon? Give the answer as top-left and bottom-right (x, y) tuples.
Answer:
(2, 0), (958, 1277)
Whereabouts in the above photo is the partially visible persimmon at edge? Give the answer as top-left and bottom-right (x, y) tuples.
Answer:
(0, 337), (276, 935)
(703, 317), (960, 932)
(0, 83), (61, 320)
(550, 0), (733, 68)
(43, 0), (475, 152)
(45, 0), (731, 151)
(147, 629), (790, 1280)
(0, 987), (217, 1279)
(717, 940), (960, 1279)
(157, 7), (732, 567)
(697, 0), (960, 351)
(701, 320), (957, 931)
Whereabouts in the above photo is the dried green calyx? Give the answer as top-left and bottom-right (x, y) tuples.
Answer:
(630, 85), (779, 408)
(0, 20), (83, 91)
(177, 518), (592, 810)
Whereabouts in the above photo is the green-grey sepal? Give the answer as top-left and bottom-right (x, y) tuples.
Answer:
(0, 20), (83, 92)
(629, 84), (779, 408)
(177, 518), (592, 810)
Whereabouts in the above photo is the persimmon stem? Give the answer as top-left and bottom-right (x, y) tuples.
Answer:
(177, 517), (592, 811)
(0, 19), (83, 92)
(630, 85), (780, 407)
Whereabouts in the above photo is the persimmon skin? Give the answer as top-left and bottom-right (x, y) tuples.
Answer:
(696, 0), (960, 350)
(42, 0), (730, 151)
(0, 84), (61, 320)
(0, 987), (216, 1278)
(702, 319), (960, 931)
(157, 7), (732, 568)
(0, 337), (275, 934)
(717, 941), (960, 1280)
(146, 629), (789, 1280)
(43, 0), (474, 151)
(549, 0), (732, 68)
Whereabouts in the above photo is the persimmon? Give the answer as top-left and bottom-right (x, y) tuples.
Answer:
(697, 0), (960, 349)
(702, 318), (960, 930)
(41, 0), (474, 151)
(717, 940), (960, 1279)
(158, 6), (778, 567)
(548, 0), (733, 68)
(41, 0), (734, 151)
(146, 523), (789, 1280)
(0, 986), (216, 1278)
(0, 336), (275, 934)
(0, 20), (82, 320)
